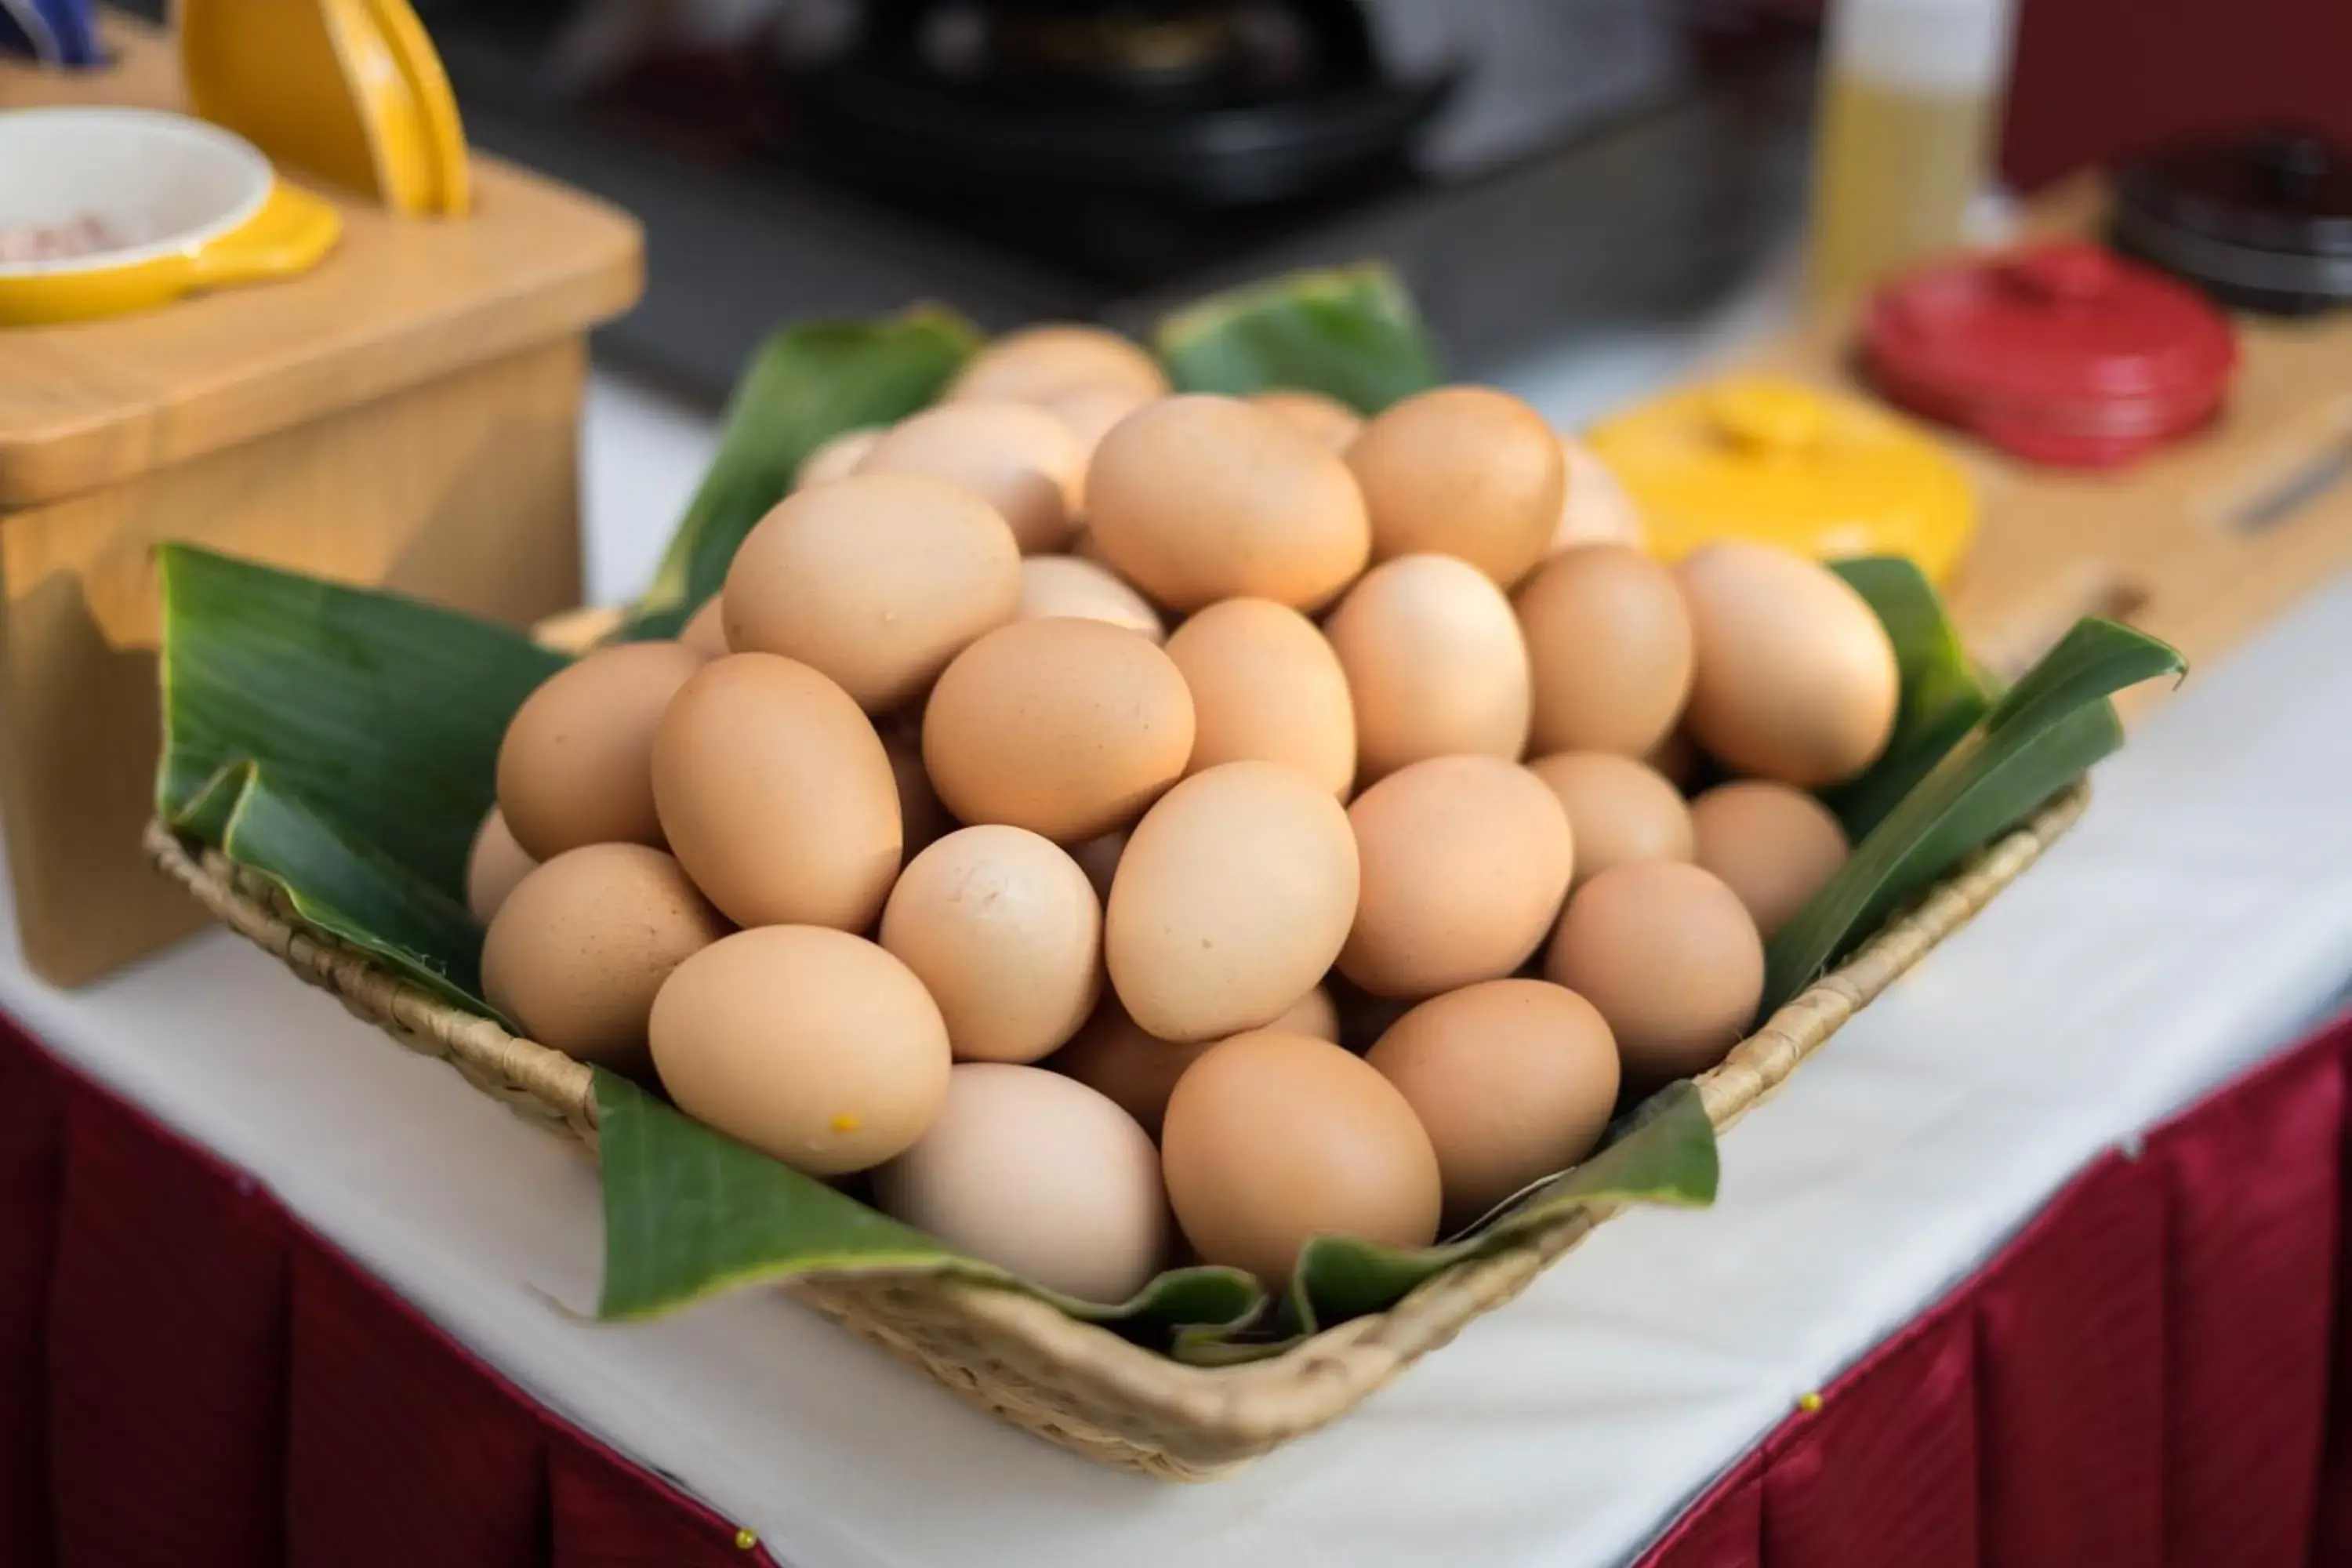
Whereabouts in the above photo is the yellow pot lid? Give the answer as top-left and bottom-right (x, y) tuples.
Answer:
(1587, 376), (1977, 584)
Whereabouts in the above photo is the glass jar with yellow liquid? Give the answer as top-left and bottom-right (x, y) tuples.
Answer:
(1806, 0), (2020, 306)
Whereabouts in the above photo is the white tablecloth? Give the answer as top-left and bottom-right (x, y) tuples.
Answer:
(10, 372), (2352, 1568)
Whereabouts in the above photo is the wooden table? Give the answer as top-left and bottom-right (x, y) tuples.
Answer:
(0, 21), (640, 985)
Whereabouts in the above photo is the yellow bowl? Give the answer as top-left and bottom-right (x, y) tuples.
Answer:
(0, 107), (340, 327)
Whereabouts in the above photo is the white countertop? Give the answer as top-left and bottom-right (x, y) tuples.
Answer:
(12, 336), (2352, 1567)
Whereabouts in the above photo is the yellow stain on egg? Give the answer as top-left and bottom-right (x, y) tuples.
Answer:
(830, 1112), (862, 1134)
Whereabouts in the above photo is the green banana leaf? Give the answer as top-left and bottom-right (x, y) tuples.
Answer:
(594, 1066), (1715, 1361)
(157, 543), (565, 1010)
(1762, 616), (2184, 1011)
(628, 308), (982, 635)
(1152, 262), (1443, 414)
(1818, 557), (1994, 841)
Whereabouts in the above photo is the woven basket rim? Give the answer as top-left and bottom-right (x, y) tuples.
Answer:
(142, 778), (2089, 1450)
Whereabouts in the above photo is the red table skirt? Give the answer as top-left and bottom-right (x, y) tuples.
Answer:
(1639, 1006), (2352, 1568)
(5, 1006), (2352, 1568)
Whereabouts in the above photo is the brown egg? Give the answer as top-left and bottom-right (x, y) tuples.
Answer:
(1324, 554), (1533, 782)
(1526, 751), (1694, 891)
(855, 402), (1087, 555)
(1248, 388), (1363, 450)
(1515, 544), (1694, 757)
(1348, 386), (1564, 587)
(1550, 437), (1645, 553)
(1690, 780), (1849, 937)
(650, 926), (950, 1175)
(1018, 555), (1166, 642)
(723, 474), (1021, 713)
(652, 654), (902, 930)
(481, 844), (728, 1071)
(947, 324), (1170, 406)
(873, 1063), (1169, 1303)
(495, 641), (708, 861)
(880, 826), (1102, 1064)
(884, 726), (953, 866)
(1047, 999), (1213, 1141)
(1341, 755), (1574, 998)
(466, 806), (536, 924)
(679, 597), (729, 656)
(797, 426), (882, 489)
(922, 619), (1195, 843)
(1108, 761), (1360, 1041)
(1367, 979), (1621, 1227)
(1040, 383), (1156, 457)
(1678, 543), (1900, 786)
(1268, 985), (1342, 1043)
(1160, 1030), (1442, 1286)
(1545, 861), (1763, 1083)
(1163, 597), (1356, 799)
(1085, 394), (1370, 612)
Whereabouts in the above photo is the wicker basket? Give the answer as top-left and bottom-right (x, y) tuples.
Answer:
(144, 779), (2085, 1479)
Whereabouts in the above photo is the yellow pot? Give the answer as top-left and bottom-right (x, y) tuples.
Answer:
(0, 107), (339, 327)
(1587, 375), (1979, 585)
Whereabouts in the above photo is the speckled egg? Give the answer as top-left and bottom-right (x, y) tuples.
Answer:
(652, 653), (902, 930)
(1085, 394), (1370, 612)
(1018, 555), (1166, 642)
(650, 925), (951, 1174)
(946, 324), (1170, 406)
(1248, 388), (1363, 450)
(1367, 978), (1620, 1226)
(1324, 553), (1533, 782)
(1678, 543), (1900, 786)
(855, 401), (1087, 555)
(1163, 597), (1356, 799)
(797, 426), (882, 489)
(1689, 779), (1849, 936)
(1348, 385), (1563, 587)
(1107, 761), (1360, 1042)
(723, 473), (1021, 713)
(1545, 861), (1763, 1083)
(873, 1063), (1168, 1303)
(1160, 1030), (1441, 1286)
(922, 618), (1195, 843)
(1515, 543), (1693, 757)
(1340, 754), (1574, 998)
(1526, 751), (1694, 890)
(494, 641), (708, 861)
(481, 843), (728, 1070)
(880, 826), (1102, 1064)
(466, 806), (536, 924)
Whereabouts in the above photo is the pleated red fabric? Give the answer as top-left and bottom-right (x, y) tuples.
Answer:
(1974, 1152), (2166, 1567)
(1636, 1007), (2352, 1568)
(5, 1005), (2352, 1568)
(0, 1034), (61, 1568)
(46, 1080), (289, 1568)
(0, 1011), (761, 1568)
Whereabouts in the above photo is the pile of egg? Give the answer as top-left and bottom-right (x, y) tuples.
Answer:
(470, 325), (1901, 1304)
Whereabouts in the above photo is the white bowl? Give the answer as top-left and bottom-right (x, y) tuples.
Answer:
(0, 106), (271, 277)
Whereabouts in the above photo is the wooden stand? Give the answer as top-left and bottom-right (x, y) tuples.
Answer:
(1741, 182), (2352, 722)
(0, 25), (641, 985)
